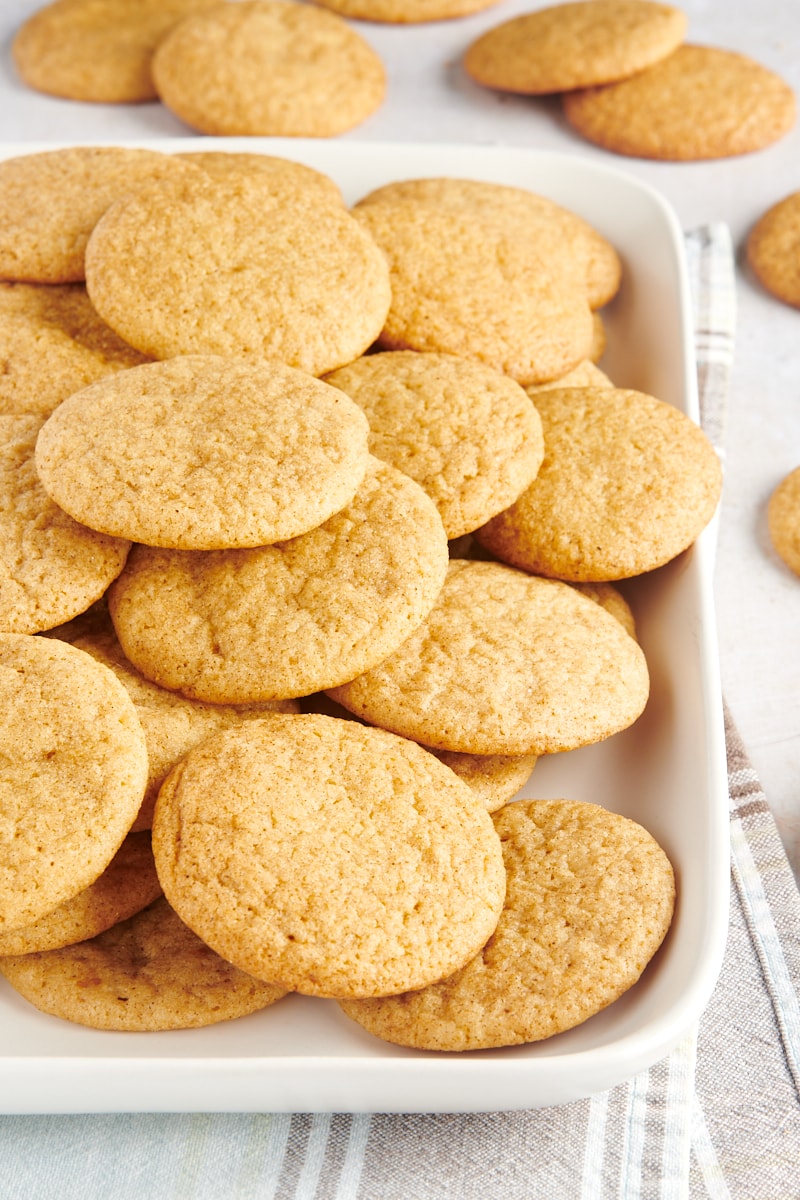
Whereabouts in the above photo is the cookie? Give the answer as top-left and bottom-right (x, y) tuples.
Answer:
(0, 633), (148, 933)
(0, 833), (161, 956)
(311, 0), (503, 23)
(463, 0), (686, 94)
(339, 798), (675, 1049)
(71, 621), (300, 831)
(85, 170), (392, 377)
(152, 713), (506, 998)
(352, 199), (594, 386)
(563, 44), (796, 160)
(526, 359), (612, 395)
(746, 191), (800, 308)
(0, 282), (151, 420)
(0, 147), (202, 284)
(328, 559), (650, 755)
(474, 387), (723, 581)
(428, 750), (537, 813)
(324, 351), (544, 539)
(0, 415), (130, 635)
(151, 0), (386, 137)
(355, 176), (621, 310)
(767, 466), (800, 576)
(35, 356), (371, 549)
(0, 898), (288, 1031)
(572, 581), (637, 639)
(175, 151), (344, 206)
(108, 459), (448, 703)
(12, 0), (219, 103)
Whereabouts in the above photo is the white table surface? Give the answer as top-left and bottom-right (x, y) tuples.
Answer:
(1, 0), (798, 880)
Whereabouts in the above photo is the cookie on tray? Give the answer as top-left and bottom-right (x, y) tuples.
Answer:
(352, 198), (594, 386)
(70, 621), (300, 831)
(463, 0), (686, 95)
(151, 0), (385, 137)
(746, 191), (800, 308)
(176, 151), (344, 207)
(85, 170), (392, 376)
(12, 0), (219, 103)
(310, 0), (503, 21)
(355, 175), (621, 310)
(152, 713), (506, 998)
(0, 898), (289, 1031)
(108, 459), (448, 703)
(324, 351), (544, 539)
(35, 356), (371, 549)
(339, 798), (675, 1049)
(0, 415), (130, 635)
(0, 283), (150, 420)
(0, 833), (161, 957)
(0, 147), (202, 284)
(428, 750), (537, 813)
(563, 44), (796, 160)
(0, 633), (147, 934)
(475, 387), (722, 581)
(767, 465), (800, 576)
(527, 359), (613, 394)
(328, 559), (650, 756)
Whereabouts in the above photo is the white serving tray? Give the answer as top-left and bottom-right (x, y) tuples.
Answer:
(0, 139), (729, 1114)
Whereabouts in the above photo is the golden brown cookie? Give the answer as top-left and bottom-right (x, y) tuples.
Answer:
(463, 0), (687, 94)
(746, 192), (800, 308)
(311, 0), (502, 23)
(85, 170), (392, 377)
(152, 713), (506, 998)
(475, 387), (722, 581)
(0, 898), (289, 1031)
(352, 199), (593, 386)
(108, 459), (448, 703)
(0, 833), (161, 956)
(0, 147), (202, 284)
(572, 581), (637, 639)
(175, 151), (344, 206)
(0, 415), (130, 635)
(339, 798), (675, 1049)
(71, 621), (300, 831)
(35, 356), (371, 549)
(767, 466), (800, 576)
(328, 559), (650, 755)
(12, 0), (219, 103)
(563, 44), (796, 160)
(324, 351), (543, 539)
(428, 750), (537, 813)
(151, 0), (386, 137)
(0, 633), (147, 933)
(355, 175), (621, 310)
(0, 282), (150, 420)
(526, 359), (613, 395)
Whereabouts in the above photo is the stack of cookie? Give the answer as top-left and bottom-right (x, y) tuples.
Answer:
(0, 144), (711, 1047)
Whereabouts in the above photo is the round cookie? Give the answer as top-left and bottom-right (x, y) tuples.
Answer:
(0, 633), (148, 933)
(527, 359), (613, 395)
(0, 898), (289, 1031)
(152, 713), (506, 998)
(463, 0), (687, 94)
(0, 833), (161, 957)
(0, 282), (151, 420)
(428, 750), (537, 813)
(175, 151), (344, 207)
(71, 622), (300, 831)
(84, 170), (392, 377)
(108, 459), (448, 703)
(339, 798), (675, 1050)
(310, 0), (503, 23)
(746, 191), (800, 308)
(324, 351), (544, 539)
(151, 0), (386, 137)
(355, 176), (621, 311)
(12, 0), (220, 103)
(474, 387), (723, 581)
(328, 559), (650, 756)
(572, 581), (637, 639)
(767, 466), (800, 577)
(35, 356), (371, 549)
(0, 147), (202, 284)
(0, 415), (130, 635)
(563, 44), (796, 161)
(352, 200), (593, 386)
